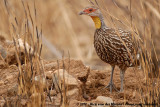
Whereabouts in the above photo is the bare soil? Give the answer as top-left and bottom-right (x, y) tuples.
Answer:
(1, 52), (156, 106)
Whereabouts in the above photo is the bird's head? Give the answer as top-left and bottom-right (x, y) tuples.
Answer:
(79, 6), (104, 29)
(79, 6), (100, 17)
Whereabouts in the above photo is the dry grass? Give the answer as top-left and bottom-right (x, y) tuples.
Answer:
(3, 0), (46, 106)
(0, 0), (160, 106)
(0, 0), (160, 65)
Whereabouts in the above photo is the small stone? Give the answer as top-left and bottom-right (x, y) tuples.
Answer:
(67, 88), (79, 99)
(95, 96), (113, 104)
(54, 69), (78, 86)
(53, 69), (78, 93)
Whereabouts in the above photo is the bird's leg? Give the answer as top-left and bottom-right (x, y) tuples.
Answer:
(104, 66), (118, 93)
(120, 70), (125, 92)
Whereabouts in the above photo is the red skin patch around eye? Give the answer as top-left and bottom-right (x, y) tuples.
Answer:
(84, 8), (96, 13)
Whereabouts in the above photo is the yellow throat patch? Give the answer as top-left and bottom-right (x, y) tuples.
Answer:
(91, 16), (101, 29)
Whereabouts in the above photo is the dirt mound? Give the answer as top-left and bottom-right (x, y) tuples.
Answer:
(0, 57), (152, 106)
(0, 36), (159, 106)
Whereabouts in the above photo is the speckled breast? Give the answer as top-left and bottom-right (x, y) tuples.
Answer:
(93, 28), (138, 68)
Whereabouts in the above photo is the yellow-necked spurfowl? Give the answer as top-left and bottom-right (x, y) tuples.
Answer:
(79, 6), (141, 92)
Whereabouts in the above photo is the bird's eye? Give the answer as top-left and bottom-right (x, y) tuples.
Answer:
(89, 9), (93, 11)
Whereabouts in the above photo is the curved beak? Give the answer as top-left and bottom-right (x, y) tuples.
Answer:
(79, 11), (85, 15)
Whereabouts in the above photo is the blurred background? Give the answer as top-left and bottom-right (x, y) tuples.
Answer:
(0, 0), (160, 69)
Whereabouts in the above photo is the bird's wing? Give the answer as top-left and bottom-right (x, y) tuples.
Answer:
(102, 28), (139, 66)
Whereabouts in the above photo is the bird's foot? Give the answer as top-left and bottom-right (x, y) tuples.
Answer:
(119, 88), (123, 92)
(102, 82), (119, 93)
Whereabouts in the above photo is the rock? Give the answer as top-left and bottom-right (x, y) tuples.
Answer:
(67, 88), (79, 99)
(52, 69), (78, 93)
(95, 96), (113, 104)
(53, 69), (78, 86)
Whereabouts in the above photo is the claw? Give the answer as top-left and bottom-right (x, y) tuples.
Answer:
(102, 82), (119, 93)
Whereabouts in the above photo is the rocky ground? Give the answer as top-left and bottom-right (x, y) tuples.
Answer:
(0, 36), (159, 107)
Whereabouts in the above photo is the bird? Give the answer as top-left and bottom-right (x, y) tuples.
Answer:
(79, 6), (141, 92)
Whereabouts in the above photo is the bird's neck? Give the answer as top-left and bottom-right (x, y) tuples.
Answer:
(91, 15), (106, 29)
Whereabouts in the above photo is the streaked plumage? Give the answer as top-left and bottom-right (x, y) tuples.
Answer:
(94, 27), (139, 70)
